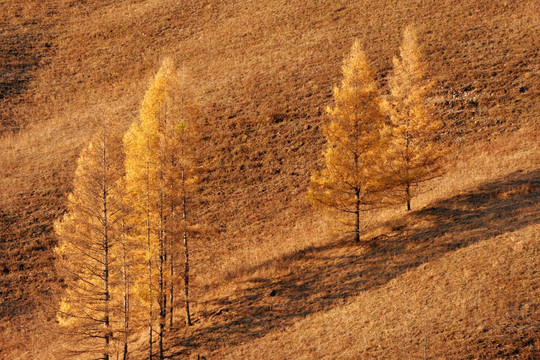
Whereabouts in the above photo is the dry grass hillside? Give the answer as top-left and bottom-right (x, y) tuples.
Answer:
(156, 128), (538, 359)
(220, 225), (539, 359)
(0, 0), (539, 358)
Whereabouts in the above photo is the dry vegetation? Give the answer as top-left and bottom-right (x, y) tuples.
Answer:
(161, 128), (540, 359)
(0, 0), (539, 358)
(220, 224), (539, 359)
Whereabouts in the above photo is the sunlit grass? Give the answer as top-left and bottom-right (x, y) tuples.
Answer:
(0, 0), (538, 357)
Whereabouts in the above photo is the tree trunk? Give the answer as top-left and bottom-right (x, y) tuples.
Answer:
(183, 231), (192, 326)
(121, 221), (129, 360)
(354, 189), (360, 243)
(405, 129), (411, 212)
(169, 232), (174, 328)
(102, 140), (111, 360)
(146, 157), (153, 360)
(406, 182), (411, 211)
(158, 175), (165, 360)
(168, 152), (176, 329)
(182, 166), (192, 326)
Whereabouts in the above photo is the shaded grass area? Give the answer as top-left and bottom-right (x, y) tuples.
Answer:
(0, 1), (57, 132)
(167, 169), (539, 357)
(0, 186), (65, 319)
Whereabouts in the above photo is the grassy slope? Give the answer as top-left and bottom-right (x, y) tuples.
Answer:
(161, 129), (539, 359)
(221, 224), (539, 359)
(0, 0), (538, 357)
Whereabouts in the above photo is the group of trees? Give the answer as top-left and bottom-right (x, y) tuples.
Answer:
(54, 24), (447, 359)
(308, 25), (447, 241)
(55, 59), (199, 360)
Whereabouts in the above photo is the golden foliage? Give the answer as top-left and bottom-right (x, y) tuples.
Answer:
(384, 25), (449, 210)
(308, 40), (388, 241)
(123, 57), (201, 358)
(54, 117), (124, 358)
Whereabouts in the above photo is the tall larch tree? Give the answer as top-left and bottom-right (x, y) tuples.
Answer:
(110, 178), (137, 360)
(308, 40), (388, 243)
(117, 213), (131, 360)
(55, 118), (124, 360)
(124, 60), (171, 360)
(124, 58), (200, 359)
(163, 74), (200, 329)
(384, 25), (448, 211)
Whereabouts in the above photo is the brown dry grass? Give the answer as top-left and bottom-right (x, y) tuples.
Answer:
(219, 223), (539, 359)
(157, 128), (539, 359)
(0, 0), (539, 358)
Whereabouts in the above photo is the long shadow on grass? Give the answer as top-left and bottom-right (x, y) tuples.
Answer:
(166, 169), (540, 357)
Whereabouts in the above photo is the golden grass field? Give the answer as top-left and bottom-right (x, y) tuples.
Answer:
(0, 0), (538, 358)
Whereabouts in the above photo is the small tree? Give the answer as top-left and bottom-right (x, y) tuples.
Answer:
(384, 25), (448, 211)
(308, 40), (388, 242)
(55, 118), (124, 360)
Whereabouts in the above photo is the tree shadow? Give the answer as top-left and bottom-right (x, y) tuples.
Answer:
(166, 169), (540, 357)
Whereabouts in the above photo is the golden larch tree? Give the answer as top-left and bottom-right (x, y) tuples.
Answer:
(124, 58), (200, 359)
(124, 60), (171, 360)
(55, 118), (124, 360)
(161, 71), (200, 329)
(384, 25), (448, 211)
(110, 178), (138, 360)
(308, 40), (388, 243)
